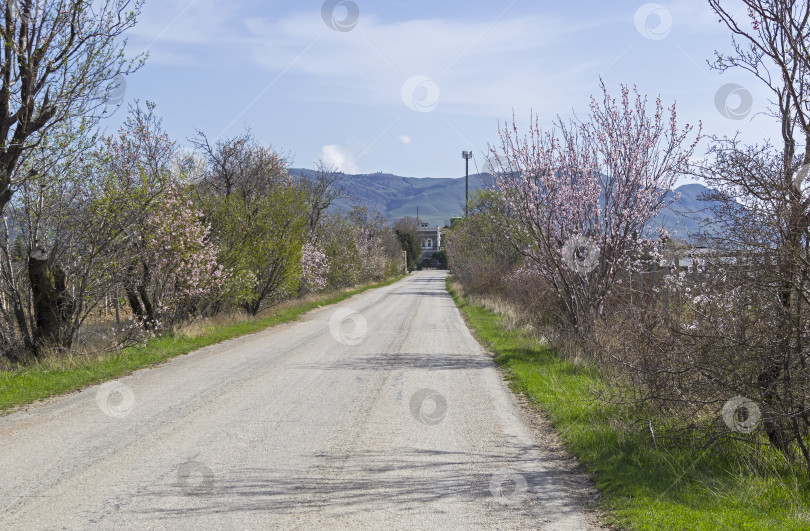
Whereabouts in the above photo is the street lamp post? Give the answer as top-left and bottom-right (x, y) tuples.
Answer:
(462, 151), (472, 217)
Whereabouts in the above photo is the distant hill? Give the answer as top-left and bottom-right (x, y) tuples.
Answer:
(290, 168), (719, 242)
(652, 183), (721, 242)
(290, 168), (488, 226)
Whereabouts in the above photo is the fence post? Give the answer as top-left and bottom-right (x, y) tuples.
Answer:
(628, 269), (633, 305)
(639, 266), (645, 306)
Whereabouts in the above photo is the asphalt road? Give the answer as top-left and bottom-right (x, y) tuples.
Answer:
(0, 271), (595, 530)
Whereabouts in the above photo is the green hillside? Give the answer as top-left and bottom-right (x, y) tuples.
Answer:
(290, 168), (716, 240)
(290, 168), (490, 226)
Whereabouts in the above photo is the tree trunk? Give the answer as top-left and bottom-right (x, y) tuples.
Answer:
(125, 263), (156, 329)
(28, 246), (73, 353)
(241, 300), (261, 316)
(9, 293), (32, 355)
(124, 283), (145, 322)
(137, 283), (156, 326)
(757, 354), (793, 455)
(757, 179), (806, 457)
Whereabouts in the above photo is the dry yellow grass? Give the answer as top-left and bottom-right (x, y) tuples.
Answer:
(450, 280), (541, 336)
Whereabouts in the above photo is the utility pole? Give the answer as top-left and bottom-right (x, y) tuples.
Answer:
(462, 151), (472, 217)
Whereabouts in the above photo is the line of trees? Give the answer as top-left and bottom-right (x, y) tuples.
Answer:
(447, 0), (810, 477)
(0, 100), (406, 359)
(0, 1), (406, 360)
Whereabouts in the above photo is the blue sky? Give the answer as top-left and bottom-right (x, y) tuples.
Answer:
(112, 0), (779, 181)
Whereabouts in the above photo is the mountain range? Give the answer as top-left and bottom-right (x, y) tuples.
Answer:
(290, 168), (719, 242)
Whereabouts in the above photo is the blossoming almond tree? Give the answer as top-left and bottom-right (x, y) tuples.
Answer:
(77, 103), (225, 333)
(489, 81), (700, 332)
(300, 241), (329, 293)
(137, 185), (225, 328)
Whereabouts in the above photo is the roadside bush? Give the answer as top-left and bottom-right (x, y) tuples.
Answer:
(444, 191), (522, 296)
(316, 207), (402, 290)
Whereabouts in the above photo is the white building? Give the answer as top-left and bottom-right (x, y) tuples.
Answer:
(416, 222), (442, 267)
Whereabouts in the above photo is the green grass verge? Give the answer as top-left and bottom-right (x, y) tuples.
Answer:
(446, 278), (810, 531)
(0, 276), (403, 412)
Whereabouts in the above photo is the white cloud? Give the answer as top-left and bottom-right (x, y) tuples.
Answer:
(319, 144), (358, 173)
(132, 5), (718, 120)
(239, 12), (619, 118)
(398, 134), (412, 145)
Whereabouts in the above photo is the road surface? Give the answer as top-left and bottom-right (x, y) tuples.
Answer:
(0, 271), (595, 530)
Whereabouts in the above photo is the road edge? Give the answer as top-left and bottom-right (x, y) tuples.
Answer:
(0, 275), (407, 414)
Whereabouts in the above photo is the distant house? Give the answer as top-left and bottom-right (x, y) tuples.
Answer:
(416, 221), (442, 268)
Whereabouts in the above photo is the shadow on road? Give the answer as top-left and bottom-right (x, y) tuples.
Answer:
(136, 446), (592, 522)
(307, 352), (493, 371)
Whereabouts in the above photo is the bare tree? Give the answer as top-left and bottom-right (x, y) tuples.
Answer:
(302, 162), (343, 235)
(0, 0), (144, 213)
(190, 129), (254, 198)
(702, 0), (810, 467)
